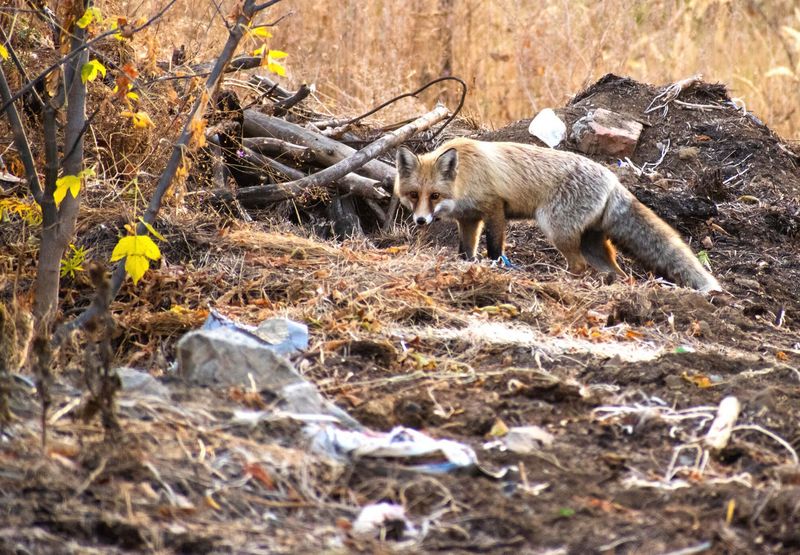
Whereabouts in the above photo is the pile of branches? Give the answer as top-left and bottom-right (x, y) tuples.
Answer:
(202, 74), (463, 238)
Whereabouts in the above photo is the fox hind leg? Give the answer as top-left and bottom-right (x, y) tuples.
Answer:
(538, 216), (588, 274)
(580, 228), (626, 283)
(550, 235), (588, 275)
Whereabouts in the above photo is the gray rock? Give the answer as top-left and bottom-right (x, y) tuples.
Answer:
(116, 367), (170, 398)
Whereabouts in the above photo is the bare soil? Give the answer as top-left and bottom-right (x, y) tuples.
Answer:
(3, 75), (800, 554)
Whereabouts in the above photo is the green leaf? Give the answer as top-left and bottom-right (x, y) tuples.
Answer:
(558, 508), (575, 518)
(79, 167), (96, 180)
(60, 244), (88, 278)
(54, 175), (82, 207)
(76, 7), (102, 28)
(81, 59), (107, 84)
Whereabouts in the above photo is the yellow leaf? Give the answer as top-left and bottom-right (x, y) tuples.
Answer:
(205, 494), (221, 511)
(81, 59), (107, 84)
(189, 116), (207, 149)
(176, 158), (190, 179)
(133, 111), (153, 128)
(111, 234), (162, 284)
(122, 110), (154, 128)
(75, 7), (102, 29)
(680, 372), (713, 389)
(267, 61), (286, 77)
(248, 26), (272, 39)
(0, 44), (8, 60)
(138, 217), (166, 241)
(488, 418), (509, 437)
(726, 499), (736, 524)
(54, 175), (82, 207)
(126, 91), (139, 101)
(264, 50), (288, 77)
(110, 235), (161, 262)
(253, 46), (266, 57)
(125, 253), (150, 284)
(109, 20), (124, 41)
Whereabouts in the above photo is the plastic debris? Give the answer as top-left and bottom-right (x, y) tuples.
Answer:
(704, 396), (740, 450)
(483, 425), (554, 454)
(351, 502), (418, 541)
(309, 425), (481, 474)
(202, 309), (308, 355)
(528, 108), (566, 148)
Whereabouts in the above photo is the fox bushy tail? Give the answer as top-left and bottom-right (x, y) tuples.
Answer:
(602, 188), (720, 292)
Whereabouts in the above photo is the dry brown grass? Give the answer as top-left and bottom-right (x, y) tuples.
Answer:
(125, 0), (800, 138)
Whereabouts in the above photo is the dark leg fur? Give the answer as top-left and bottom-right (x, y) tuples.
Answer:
(484, 218), (506, 260)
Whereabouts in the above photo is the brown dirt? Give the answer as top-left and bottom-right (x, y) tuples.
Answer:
(3, 74), (800, 554)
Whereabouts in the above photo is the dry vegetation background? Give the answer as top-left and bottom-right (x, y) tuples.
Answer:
(125, 0), (800, 138)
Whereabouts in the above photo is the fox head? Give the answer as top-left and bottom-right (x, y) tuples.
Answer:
(394, 146), (459, 226)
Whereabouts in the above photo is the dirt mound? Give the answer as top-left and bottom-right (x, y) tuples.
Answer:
(480, 73), (800, 329)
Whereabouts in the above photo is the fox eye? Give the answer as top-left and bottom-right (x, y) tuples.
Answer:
(409, 192), (419, 200)
(430, 193), (440, 200)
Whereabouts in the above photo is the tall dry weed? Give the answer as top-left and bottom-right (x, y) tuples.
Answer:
(124, 0), (800, 138)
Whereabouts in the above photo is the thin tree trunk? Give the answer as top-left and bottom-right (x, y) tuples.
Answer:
(34, 6), (89, 325)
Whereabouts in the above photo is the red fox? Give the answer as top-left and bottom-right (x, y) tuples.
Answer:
(394, 137), (721, 292)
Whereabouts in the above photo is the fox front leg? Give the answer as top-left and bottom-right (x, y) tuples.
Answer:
(457, 218), (483, 260)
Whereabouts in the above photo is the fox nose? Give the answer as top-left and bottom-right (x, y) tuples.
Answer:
(415, 217), (428, 226)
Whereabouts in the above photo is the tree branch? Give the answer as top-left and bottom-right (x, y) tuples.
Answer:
(0, 0), (179, 116)
(0, 64), (42, 202)
(60, 0), (283, 335)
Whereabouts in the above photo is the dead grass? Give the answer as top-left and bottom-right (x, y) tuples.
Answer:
(122, 0), (800, 138)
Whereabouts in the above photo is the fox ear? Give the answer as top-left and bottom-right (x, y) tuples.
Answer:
(396, 147), (419, 178)
(435, 148), (458, 181)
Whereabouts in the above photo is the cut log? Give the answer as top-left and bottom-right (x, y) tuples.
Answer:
(243, 137), (311, 163)
(243, 109), (396, 184)
(237, 104), (450, 206)
(218, 146), (387, 205)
